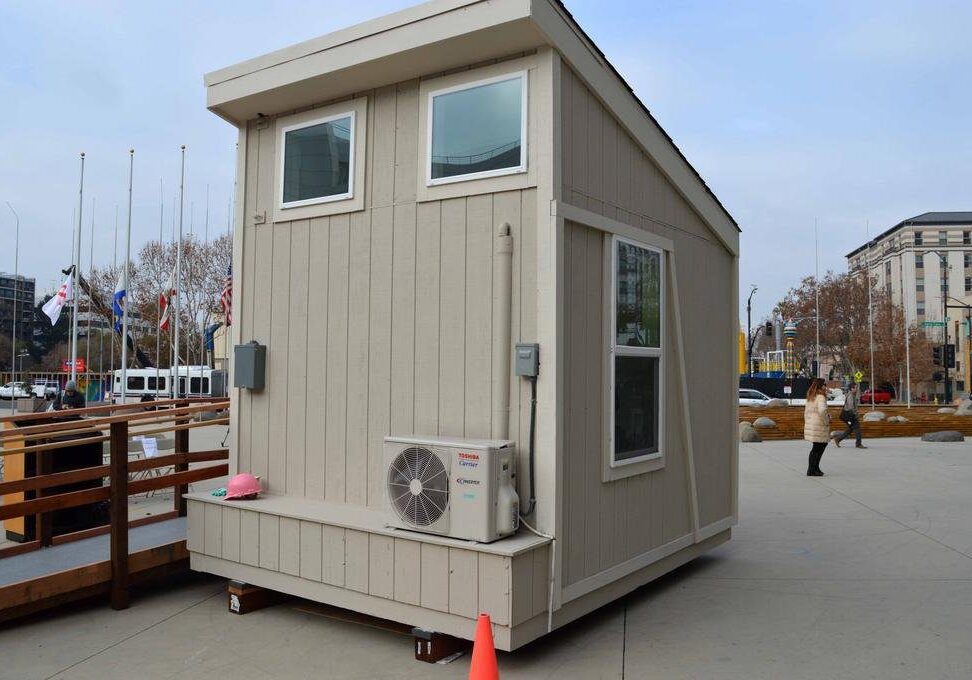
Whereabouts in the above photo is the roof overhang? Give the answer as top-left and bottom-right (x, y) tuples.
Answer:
(205, 0), (543, 124)
(205, 0), (739, 253)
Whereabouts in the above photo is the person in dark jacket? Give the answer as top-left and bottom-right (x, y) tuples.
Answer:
(834, 383), (866, 448)
(56, 380), (85, 410)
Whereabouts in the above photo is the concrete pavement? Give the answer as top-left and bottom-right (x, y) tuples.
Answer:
(2, 437), (970, 679)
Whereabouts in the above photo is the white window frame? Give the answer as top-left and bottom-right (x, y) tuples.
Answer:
(278, 109), (356, 210)
(424, 70), (528, 187)
(609, 234), (665, 469)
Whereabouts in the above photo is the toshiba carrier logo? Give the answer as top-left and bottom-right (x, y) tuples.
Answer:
(458, 451), (480, 468)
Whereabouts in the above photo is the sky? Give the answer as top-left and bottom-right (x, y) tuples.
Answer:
(2, 0), (971, 324)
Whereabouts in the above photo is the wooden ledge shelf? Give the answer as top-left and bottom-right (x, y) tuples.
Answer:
(184, 491), (550, 557)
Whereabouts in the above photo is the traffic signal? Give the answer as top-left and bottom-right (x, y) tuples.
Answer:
(764, 321), (773, 338)
(945, 343), (956, 368)
(933, 346), (942, 366)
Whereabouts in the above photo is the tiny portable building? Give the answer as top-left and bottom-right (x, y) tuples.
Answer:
(186, 0), (739, 651)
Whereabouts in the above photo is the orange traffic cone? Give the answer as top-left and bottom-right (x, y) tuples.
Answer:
(469, 613), (499, 680)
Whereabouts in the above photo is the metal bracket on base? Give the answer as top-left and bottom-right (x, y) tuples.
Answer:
(227, 579), (285, 615)
(411, 627), (469, 664)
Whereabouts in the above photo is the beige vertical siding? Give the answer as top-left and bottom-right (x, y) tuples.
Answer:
(234, 73), (540, 509)
(559, 65), (735, 586)
(187, 499), (549, 630)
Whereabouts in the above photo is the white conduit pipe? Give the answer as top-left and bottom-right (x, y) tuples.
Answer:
(492, 222), (513, 440)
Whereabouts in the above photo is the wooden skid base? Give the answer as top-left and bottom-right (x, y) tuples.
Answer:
(227, 580), (287, 614)
(412, 628), (469, 663)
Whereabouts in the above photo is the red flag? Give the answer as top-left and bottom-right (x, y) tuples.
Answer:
(159, 269), (176, 330)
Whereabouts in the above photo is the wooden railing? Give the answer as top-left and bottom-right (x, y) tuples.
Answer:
(0, 398), (229, 611)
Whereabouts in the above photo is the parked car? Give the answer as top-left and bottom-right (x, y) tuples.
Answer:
(861, 388), (892, 404)
(30, 379), (60, 399)
(739, 388), (772, 406)
(0, 382), (31, 400)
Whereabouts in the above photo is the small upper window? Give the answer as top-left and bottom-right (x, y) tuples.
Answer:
(427, 72), (527, 185)
(914, 231), (923, 245)
(939, 230), (948, 246)
(280, 112), (354, 208)
(964, 231), (970, 245)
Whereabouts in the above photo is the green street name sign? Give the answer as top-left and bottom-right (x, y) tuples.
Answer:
(921, 321), (945, 327)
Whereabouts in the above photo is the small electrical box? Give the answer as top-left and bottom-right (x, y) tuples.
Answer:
(234, 342), (266, 390)
(514, 343), (540, 377)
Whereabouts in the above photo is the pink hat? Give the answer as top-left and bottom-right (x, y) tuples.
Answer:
(225, 473), (262, 500)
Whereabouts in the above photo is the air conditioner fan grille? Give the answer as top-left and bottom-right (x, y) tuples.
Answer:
(387, 446), (448, 527)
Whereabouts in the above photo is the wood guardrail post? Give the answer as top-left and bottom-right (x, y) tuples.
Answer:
(35, 449), (53, 547)
(109, 419), (130, 610)
(174, 401), (190, 517)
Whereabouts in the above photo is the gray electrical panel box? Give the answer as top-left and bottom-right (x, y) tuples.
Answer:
(514, 343), (540, 377)
(234, 342), (266, 390)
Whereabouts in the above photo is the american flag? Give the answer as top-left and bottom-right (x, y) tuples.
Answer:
(220, 263), (233, 326)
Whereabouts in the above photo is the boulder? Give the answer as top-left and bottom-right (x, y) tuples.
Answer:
(862, 411), (886, 422)
(937, 407), (956, 414)
(921, 430), (964, 442)
(955, 400), (972, 416)
(830, 430), (844, 439)
(766, 398), (789, 408)
(887, 415), (909, 423)
(739, 422), (762, 443)
(753, 417), (777, 428)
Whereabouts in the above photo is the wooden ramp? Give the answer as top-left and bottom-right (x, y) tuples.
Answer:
(0, 399), (228, 625)
(0, 519), (189, 624)
(741, 405), (972, 440)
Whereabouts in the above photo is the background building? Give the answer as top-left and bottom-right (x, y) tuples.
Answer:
(0, 273), (35, 345)
(846, 211), (972, 398)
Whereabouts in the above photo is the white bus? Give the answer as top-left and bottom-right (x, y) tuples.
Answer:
(110, 366), (228, 402)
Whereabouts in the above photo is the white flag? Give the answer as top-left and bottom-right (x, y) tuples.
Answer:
(42, 274), (73, 326)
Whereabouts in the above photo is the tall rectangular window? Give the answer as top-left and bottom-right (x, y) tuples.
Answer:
(965, 277), (971, 293)
(916, 278), (924, 292)
(915, 231), (923, 245)
(917, 302), (925, 316)
(939, 230), (948, 246)
(964, 231), (971, 245)
(279, 111), (354, 208)
(965, 253), (971, 268)
(915, 253), (924, 269)
(427, 72), (527, 185)
(611, 237), (663, 466)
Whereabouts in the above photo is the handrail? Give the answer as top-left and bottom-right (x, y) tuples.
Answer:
(0, 416), (229, 457)
(0, 409), (226, 446)
(0, 400), (228, 442)
(0, 396), (227, 426)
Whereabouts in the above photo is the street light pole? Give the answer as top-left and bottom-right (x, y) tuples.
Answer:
(746, 285), (758, 376)
(6, 202), (19, 416)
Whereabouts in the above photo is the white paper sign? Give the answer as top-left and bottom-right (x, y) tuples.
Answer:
(141, 436), (159, 458)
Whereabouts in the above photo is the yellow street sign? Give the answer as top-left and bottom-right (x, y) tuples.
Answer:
(854, 371), (864, 383)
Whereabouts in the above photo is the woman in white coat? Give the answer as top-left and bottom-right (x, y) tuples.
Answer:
(803, 378), (831, 476)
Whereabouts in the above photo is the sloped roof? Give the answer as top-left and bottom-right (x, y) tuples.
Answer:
(205, 0), (738, 251)
(846, 212), (972, 258)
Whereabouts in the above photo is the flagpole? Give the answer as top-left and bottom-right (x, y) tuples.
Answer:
(111, 205), (118, 393)
(157, 177), (163, 396)
(120, 150), (134, 404)
(175, 145), (186, 399)
(201, 184), (209, 391)
(6, 202), (18, 416)
(86, 197), (95, 385)
(71, 153), (85, 385)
